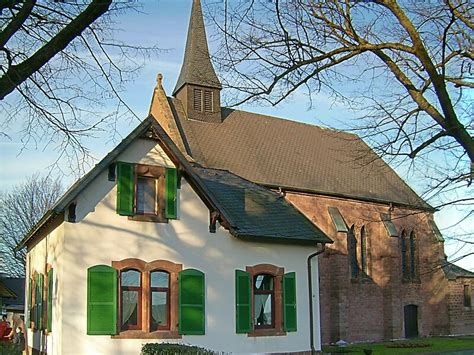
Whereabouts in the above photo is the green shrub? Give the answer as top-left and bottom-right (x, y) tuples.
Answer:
(385, 341), (432, 348)
(321, 346), (358, 353)
(0, 342), (22, 355)
(141, 343), (216, 355)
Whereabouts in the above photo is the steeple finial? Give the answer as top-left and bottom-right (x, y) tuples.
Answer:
(172, 0), (221, 96)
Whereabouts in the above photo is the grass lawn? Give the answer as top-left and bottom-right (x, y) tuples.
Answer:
(322, 336), (474, 354)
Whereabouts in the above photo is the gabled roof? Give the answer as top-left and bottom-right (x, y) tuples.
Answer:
(169, 99), (432, 210)
(193, 167), (331, 244)
(172, 0), (221, 95)
(17, 116), (331, 250)
(16, 118), (153, 251)
(443, 262), (474, 280)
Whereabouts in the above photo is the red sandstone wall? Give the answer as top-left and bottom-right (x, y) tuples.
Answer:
(448, 279), (474, 335)
(285, 192), (450, 343)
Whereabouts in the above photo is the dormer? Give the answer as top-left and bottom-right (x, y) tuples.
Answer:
(172, 0), (222, 123)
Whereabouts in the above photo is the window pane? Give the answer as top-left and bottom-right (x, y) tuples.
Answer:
(328, 207), (348, 232)
(121, 290), (138, 327)
(254, 274), (273, 291)
(254, 294), (272, 326)
(121, 270), (140, 287)
(151, 291), (168, 328)
(136, 177), (156, 214)
(151, 271), (169, 288)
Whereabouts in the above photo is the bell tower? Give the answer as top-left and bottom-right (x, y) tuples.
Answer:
(172, 0), (222, 123)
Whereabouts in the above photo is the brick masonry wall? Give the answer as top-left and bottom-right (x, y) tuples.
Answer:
(448, 279), (474, 335)
(285, 192), (451, 343)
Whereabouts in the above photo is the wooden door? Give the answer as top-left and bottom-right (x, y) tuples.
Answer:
(404, 304), (418, 338)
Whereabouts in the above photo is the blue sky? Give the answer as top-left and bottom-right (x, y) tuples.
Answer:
(0, 0), (472, 270)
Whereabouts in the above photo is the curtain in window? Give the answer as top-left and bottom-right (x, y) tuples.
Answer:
(121, 291), (138, 326)
(121, 270), (141, 329)
(254, 294), (272, 326)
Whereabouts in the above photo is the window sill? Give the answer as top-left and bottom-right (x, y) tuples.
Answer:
(247, 329), (286, 337)
(112, 329), (181, 339)
(128, 214), (168, 223)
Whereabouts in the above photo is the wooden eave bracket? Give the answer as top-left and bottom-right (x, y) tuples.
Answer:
(209, 210), (219, 233)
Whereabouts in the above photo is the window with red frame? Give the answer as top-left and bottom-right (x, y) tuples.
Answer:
(253, 273), (274, 329)
(120, 269), (142, 330)
(150, 271), (170, 331)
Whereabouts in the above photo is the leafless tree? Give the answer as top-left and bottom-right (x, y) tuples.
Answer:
(1, 0), (161, 173)
(0, 175), (63, 277)
(209, 0), (473, 218)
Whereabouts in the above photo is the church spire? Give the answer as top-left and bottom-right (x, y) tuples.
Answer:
(173, 0), (221, 96)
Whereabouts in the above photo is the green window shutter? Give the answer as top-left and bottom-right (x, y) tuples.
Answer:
(178, 269), (205, 335)
(28, 278), (32, 328)
(38, 273), (44, 330)
(47, 268), (53, 332)
(116, 162), (135, 216)
(283, 272), (297, 332)
(87, 265), (118, 335)
(235, 270), (251, 333)
(33, 275), (38, 327)
(165, 168), (178, 219)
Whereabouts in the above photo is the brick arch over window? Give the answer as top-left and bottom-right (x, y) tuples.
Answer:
(112, 258), (182, 339)
(246, 264), (285, 337)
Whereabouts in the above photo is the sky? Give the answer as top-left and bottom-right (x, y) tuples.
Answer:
(0, 0), (472, 271)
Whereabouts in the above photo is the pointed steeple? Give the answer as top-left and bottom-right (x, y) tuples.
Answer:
(173, 0), (221, 96)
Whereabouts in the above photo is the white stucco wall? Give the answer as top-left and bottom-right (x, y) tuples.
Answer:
(30, 138), (322, 354)
(26, 222), (64, 355)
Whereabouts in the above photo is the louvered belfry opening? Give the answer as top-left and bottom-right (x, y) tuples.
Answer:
(194, 89), (203, 112)
(173, 0), (222, 123)
(204, 90), (213, 113)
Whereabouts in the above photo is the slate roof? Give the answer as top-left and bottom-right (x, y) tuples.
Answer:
(0, 279), (17, 299)
(193, 166), (332, 244)
(443, 262), (474, 280)
(172, 0), (221, 95)
(169, 100), (431, 210)
(0, 278), (24, 305)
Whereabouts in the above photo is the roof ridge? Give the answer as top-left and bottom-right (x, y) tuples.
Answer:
(223, 107), (360, 139)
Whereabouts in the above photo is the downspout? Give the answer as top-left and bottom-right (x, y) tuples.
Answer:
(308, 243), (326, 354)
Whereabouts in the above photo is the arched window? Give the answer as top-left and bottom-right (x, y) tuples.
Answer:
(401, 231), (409, 281)
(120, 269), (142, 330)
(253, 273), (274, 329)
(409, 232), (417, 280)
(150, 270), (170, 331)
(348, 225), (358, 279)
(360, 226), (367, 276)
(112, 258), (182, 337)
